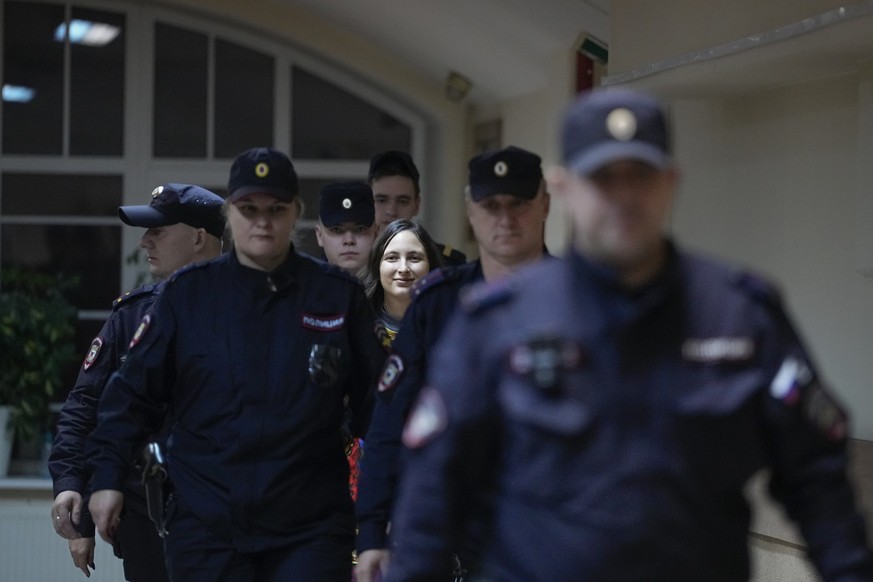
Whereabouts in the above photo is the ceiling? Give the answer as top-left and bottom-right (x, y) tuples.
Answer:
(283, 0), (611, 107)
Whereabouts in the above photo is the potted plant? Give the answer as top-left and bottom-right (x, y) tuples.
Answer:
(0, 268), (77, 476)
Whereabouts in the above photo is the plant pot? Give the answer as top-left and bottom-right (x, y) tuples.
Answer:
(0, 405), (13, 477)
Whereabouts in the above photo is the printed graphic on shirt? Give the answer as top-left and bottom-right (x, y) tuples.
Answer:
(82, 337), (103, 371)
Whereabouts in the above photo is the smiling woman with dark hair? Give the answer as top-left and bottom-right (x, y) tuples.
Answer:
(361, 218), (443, 343)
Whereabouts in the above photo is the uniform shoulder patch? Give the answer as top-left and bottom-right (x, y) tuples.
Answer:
(112, 282), (158, 310)
(439, 244), (467, 266)
(459, 279), (513, 315)
(82, 336), (104, 371)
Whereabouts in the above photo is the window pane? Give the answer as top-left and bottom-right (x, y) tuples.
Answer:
(292, 67), (411, 159)
(1, 173), (122, 310)
(2, 1), (64, 154)
(153, 22), (207, 157)
(215, 39), (274, 158)
(70, 7), (126, 156)
(2, 173), (122, 216)
(1, 224), (121, 310)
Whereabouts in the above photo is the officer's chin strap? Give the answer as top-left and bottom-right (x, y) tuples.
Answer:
(452, 553), (467, 582)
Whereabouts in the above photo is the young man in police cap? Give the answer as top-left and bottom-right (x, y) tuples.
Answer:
(384, 88), (873, 581)
(49, 184), (224, 581)
(355, 145), (550, 582)
(368, 150), (467, 266)
(315, 180), (377, 276)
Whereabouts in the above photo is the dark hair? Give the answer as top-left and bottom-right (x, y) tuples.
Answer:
(367, 151), (422, 196)
(362, 219), (442, 310)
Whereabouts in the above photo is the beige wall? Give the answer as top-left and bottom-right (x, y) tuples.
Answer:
(610, 0), (849, 73)
(669, 74), (873, 443)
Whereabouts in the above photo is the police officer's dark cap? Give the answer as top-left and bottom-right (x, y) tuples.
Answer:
(118, 183), (225, 239)
(468, 145), (543, 202)
(227, 147), (299, 202)
(319, 181), (375, 228)
(562, 88), (671, 176)
(368, 150), (420, 186)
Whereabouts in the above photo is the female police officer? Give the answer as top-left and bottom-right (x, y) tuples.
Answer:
(87, 147), (385, 581)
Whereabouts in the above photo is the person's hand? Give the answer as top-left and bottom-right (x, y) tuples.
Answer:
(52, 490), (84, 539)
(354, 548), (391, 582)
(69, 537), (96, 577)
(88, 489), (124, 545)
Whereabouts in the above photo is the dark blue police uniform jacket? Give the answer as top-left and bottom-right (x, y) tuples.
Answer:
(50, 282), (162, 537)
(387, 243), (873, 582)
(87, 247), (385, 552)
(356, 260), (482, 553)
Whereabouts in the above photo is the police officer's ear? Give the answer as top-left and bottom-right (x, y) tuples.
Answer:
(192, 227), (207, 252)
(539, 180), (551, 219)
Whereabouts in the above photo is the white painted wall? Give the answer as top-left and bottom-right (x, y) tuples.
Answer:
(670, 73), (873, 440)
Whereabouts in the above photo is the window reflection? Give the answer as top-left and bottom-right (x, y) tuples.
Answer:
(2, 1), (65, 154)
(70, 7), (125, 155)
(153, 22), (208, 157)
(292, 67), (411, 159)
(215, 39), (274, 158)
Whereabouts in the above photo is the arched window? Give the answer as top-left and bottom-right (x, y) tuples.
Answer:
(1, 0), (426, 401)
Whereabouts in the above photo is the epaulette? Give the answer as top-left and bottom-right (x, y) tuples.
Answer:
(410, 266), (464, 300)
(459, 278), (514, 315)
(439, 244), (467, 267)
(112, 281), (159, 310)
(166, 259), (213, 285)
(729, 269), (783, 309)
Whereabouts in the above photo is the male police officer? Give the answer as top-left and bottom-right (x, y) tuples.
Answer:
(368, 150), (467, 266)
(354, 145), (550, 582)
(385, 89), (873, 581)
(315, 181), (377, 275)
(49, 184), (224, 580)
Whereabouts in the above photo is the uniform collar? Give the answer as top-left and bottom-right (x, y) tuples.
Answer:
(570, 239), (681, 321)
(227, 243), (301, 294)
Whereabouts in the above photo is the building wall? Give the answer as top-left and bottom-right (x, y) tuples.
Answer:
(610, 0), (849, 72)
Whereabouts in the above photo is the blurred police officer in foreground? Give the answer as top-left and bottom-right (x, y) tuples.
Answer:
(368, 150), (467, 266)
(315, 181), (377, 276)
(49, 184), (224, 580)
(386, 88), (873, 581)
(86, 147), (385, 581)
(355, 145), (550, 582)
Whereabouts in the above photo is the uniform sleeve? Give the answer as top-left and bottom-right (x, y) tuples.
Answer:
(86, 291), (177, 493)
(384, 308), (500, 581)
(48, 313), (122, 537)
(49, 314), (119, 498)
(345, 285), (386, 438)
(356, 298), (429, 552)
(760, 304), (873, 580)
